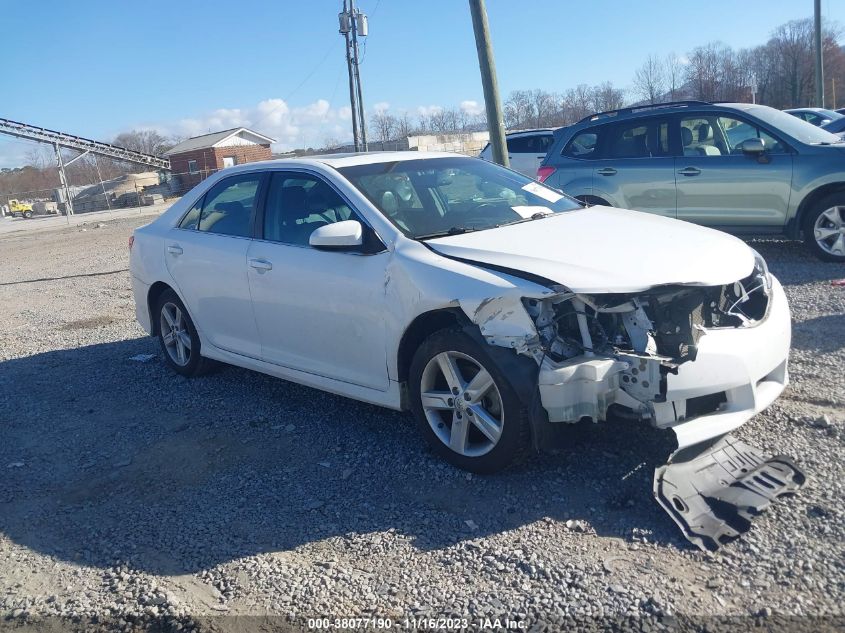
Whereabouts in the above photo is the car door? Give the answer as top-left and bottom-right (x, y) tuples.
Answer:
(165, 172), (265, 357)
(246, 170), (390, 391)
(589, 118), (677, 217)
(674, 114), (793, 228)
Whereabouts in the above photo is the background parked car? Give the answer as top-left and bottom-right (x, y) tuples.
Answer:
(784, 107), (844, 127)
(821, 116), (845, 137)
(538, 100), (845, 262)
(479, 129), (554, 177)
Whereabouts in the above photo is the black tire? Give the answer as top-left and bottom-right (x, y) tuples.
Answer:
(22, 210), (33, 219)
(408, 328), (530, 474)
(803, 193), (845, 262)
(154, 288), (214, 377)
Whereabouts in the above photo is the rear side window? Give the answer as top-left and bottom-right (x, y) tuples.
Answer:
(507, 134), (553, 154)
(179, 174), (261, 237)
(562, 129), (601, 159)
(606, 120), (671, 159)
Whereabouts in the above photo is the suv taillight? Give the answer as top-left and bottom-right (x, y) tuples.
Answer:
(536, 166), (556, 183)
(128, 235), (134, 251)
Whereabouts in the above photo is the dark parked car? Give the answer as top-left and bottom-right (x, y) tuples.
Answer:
(539, 100), (845, 261)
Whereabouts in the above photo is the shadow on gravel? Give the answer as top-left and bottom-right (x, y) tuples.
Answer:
(0, 338), (684, 576)
(791, 313), (845, 352)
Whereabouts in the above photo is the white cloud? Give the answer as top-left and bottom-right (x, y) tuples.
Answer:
(416, 104), (443, 118)
(372, 101), (391, 114)
(460, 100), (484, 116)
(153, 98), (358, 151)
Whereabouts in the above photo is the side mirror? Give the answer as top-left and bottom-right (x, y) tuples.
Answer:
(739, 137), (766, 155)
(309, 220), (363, 250)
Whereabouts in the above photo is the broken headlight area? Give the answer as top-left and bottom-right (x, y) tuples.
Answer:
(525, 264), (773, 425)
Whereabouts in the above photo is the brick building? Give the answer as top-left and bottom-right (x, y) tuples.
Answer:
(165, 127), (276, 189)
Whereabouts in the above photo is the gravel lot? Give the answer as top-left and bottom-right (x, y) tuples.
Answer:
(0, 215), (843, 631)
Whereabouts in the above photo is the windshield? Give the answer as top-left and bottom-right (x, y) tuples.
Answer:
(750, 106), (844, 145)
(337, 157), (582, 239)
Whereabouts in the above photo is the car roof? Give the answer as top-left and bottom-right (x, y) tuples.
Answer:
(505, 128), (555, 137)
(215, 151), (468, 174)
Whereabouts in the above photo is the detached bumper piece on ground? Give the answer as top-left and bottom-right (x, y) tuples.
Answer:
(654, 434), (806, 552)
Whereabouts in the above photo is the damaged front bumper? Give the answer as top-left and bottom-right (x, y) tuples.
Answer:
(538, 276), (791, 450)
(533, 277), (805, 550)
(473, 267), (804, 550)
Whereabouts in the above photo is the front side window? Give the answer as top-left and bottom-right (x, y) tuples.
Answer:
(186, 174), (261, 237)
(563, 130), (600, 159)
(263, 172), (357, 246)
(338, 156), (581, 239)
(680, 115), (786, 155)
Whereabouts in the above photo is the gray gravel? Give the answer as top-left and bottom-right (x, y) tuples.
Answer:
(0, 216), (843, 631)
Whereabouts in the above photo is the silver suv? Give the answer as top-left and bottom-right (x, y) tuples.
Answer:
(539, 100), (845, 262)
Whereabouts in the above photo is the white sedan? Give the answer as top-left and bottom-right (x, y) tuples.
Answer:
(130, 151), (804, 550)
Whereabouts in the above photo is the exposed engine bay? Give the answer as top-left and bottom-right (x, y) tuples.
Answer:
(524, 262), (772, 428)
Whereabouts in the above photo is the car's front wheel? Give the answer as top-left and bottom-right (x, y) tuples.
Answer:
(804, 194), (845, 262)
(409, 329), (530, 474)
(155, 289), (212, 377)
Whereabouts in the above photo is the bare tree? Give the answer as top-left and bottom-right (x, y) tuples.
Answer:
(665, 53), (685, 101)
(633, 55), (666, 104)
(590, 82), (626, 112)
(395, 112), (414, 139)
(113, 130), (174, 156)
(503, 90), (534, 130)
(370, 111), (397, 143)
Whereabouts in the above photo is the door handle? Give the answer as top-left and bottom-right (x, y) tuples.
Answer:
(249, 258), (273, 272)
(167, 244), (183, 256)
(678, 167), (702, 176)
(597, 167), (617, 176)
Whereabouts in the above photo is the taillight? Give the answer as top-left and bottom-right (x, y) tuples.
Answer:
(128, 235), (135, 251)
(536, 166), (556, 183)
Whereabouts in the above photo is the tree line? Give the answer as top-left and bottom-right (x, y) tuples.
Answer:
(369, 17), (845, 139)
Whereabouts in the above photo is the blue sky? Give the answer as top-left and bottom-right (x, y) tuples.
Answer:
(2, 0), (844, 166)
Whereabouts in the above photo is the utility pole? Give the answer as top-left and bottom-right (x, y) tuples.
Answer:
(350, 0), (368, 151)
(339, 1), (369, 152)
(468, 0), (508, 168)
(814, 0), (824, 108)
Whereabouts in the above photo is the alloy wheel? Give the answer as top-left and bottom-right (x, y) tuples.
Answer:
(159, 301), (192, 366)
(419, 351), (504, 458)
(813, 206), (845, 256)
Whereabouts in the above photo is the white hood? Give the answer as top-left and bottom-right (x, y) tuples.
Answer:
(427, 206), (755, 293)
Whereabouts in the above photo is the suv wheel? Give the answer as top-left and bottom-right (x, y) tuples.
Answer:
(804, 193), (845, 262)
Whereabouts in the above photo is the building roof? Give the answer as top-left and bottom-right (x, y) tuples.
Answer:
(164, 127), (276, 156)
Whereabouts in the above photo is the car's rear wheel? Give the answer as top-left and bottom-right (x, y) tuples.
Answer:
(409, 329), (530, 474)
(155, 289), (212, 377)
(804, 194), (845, 262)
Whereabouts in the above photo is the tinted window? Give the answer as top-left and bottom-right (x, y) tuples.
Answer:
(507, 134), (553, 154)
(563, 130), (600, 159)
(606, 120), (670, 159)
(263, 172), (357, 246)
(196, 174), (261, 237)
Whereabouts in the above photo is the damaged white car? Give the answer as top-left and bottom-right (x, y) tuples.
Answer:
(130, 152), (804, 551)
